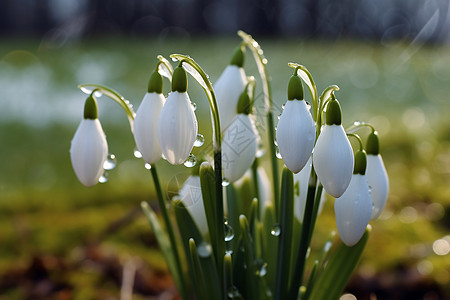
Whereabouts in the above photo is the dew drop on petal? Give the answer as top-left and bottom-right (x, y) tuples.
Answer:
(144, 163), (152, 170)
(191, 102), (197, 111)
(184, 154), (197, 168)
(193, 134), (205, 147)
(281, 103), (286, 109)
(271, 224), (281, 236)
(277, 113), (282, 120)
(197, 242), (212, 258)
(103, 154), (117, 170)
(222, 178), (230, 186)
(133, 148), (142, 158)
(99, 171), (109, 183)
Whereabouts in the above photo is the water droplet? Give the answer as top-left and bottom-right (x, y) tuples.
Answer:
(184, 154), (197, 168)
(197, 242), (212, 258)
(281, 103), (286, 109)
(354, 121), (361, 126)
(193, 134), (205, 147)
(276, 147), (282, 159)
(271, 224), (281, 236)
(227, 286), (242, 299)
(99, 172), (109, 183)
(144, 163), (152, 170)
(262, 58), (268, 65)
(225, 249), (233, 255)
(274, 140), (278, 146)
(103, 154), (117, 170)
(224, 223), (235, 242)
(191, 102), (197, 111)
(133, 148), (142, 158)
(256, 146), (265, 158)
(222, 178), (230, 186)
(277, 113), (282, 120)
(254, 259), (268, 277)
(306, 102), (312, 110)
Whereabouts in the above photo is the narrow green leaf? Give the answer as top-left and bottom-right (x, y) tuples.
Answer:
(226, 184), (241, 255)
(309, 226), (371, 300)
(303, 260), (319, 300)
(261, 205), (278, 293)
(275, 168), (294, 300)
(141, 202), (186, 299)
(239, 215), (260, 300)
(189, 239), (209, 300)
(200, 163), (219, 260)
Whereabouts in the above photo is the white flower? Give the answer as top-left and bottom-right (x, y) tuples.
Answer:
(293, 157), (327, 222)
(214, 65), (247, 131)
(276, 99), (315, 173)
(179, 175), (208, 235)
(70, 118), (108, 187)
(133, 92), (165, 164)
(222, 114), (258, 182)
(367, 154), (389, 219)
(334, 174), (373, 246)
(158, 91), (198, 165)
(313, 124), (354, 198)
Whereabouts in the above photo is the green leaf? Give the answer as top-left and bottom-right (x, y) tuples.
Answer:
(141, 202), (186, 299)
(261, 205), (278, 293)
(309, 226), (371, 300)
(189, 239), (209, 300)
(239, 215), (260, 300)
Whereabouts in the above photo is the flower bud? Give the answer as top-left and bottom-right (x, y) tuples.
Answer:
(366, 132), (389, 219)
(70, 95), (108, 187)
(313, 99), (353, 198)
(334, 172), (373, 247)
(276, 73), (315, 173)
(222, 114), (258, 182)
(179, 175), (208, 235)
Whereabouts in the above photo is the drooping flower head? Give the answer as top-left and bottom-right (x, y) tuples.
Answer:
(335, 150), (373, 246)
(70, 94), (108, 187)
(133, 69), (165, 165)
(222, 85), (258, 183)
(158, 65), (198, 165)
(313, 96), (354, 198)
(366, 131), (389, 219)
(214, 46), (248, 132)
(276, 71), (315, 174)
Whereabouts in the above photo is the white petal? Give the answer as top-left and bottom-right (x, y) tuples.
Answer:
(367, 154), (389, 219)
(179, 175), (208, 235)
(334, 174), (372, 246)
(214, 65), (247, 131)
(158, 92), (198, 165)
(70, 119), (108, 187)
(313, 125), (354, 198)
(222, 114), (258, 182)
(276, 100), (315, 173)
(294, 156), (312, 222)
(133, 92), (165, 164)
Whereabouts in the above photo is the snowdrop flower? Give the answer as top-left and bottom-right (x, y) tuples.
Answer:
(276, 71), (315, 173)
(133, 70), (165, 164)
(313, 97), (354, 198)
(70, 94), (108, 187)
(179, 175), (208, 235)
(222, 89), (258, 183)
(366, 131), (389, 219)
(158, 66), (198, 165)
(214, 46), (248, 131)
(335, 150), (373, 246)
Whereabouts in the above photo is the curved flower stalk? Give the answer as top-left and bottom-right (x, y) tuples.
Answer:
(133, 70), (166, 164)
(214, 45), (248, 131)
(158, 66), (198, 165)
(222, 87), (259, 183)
(313, 95), (354, 198)
(366, 131), (389, 219)
(70, 94), (108, 187)
(335, 150), (373, 246)
(276, 70), (315, 173)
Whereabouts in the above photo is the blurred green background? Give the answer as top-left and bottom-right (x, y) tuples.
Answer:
(1, 36), (450, 299)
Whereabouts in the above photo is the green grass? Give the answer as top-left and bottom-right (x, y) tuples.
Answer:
(0, 36), (450, 298)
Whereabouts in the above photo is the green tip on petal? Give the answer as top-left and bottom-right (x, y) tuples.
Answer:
(325, 98), (342, 125)
(287, 72), (304, 101)
(354, 150), (367, 175)
(83, 94), (98, 119)
(172, 65), (187, 93)
(237, 89), (251, 115)
(148, 69), (163, 93)
(366, 131), (379, 155)
(230, 45), (245, 68)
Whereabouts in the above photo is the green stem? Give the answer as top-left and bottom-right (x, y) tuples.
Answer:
(251, 158), (261, 219)
(238, 30), (280, 220)
(287, 63), (318, 122)
(157, 55), (174, 79)
(150, 165), (188, 299)
(345, 121), (375, 134)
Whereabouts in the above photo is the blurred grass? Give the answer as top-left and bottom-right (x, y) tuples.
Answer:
(0, 36), (450, 298)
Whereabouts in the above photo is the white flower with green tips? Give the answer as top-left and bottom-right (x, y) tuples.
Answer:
(70, 94), (108, 187)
